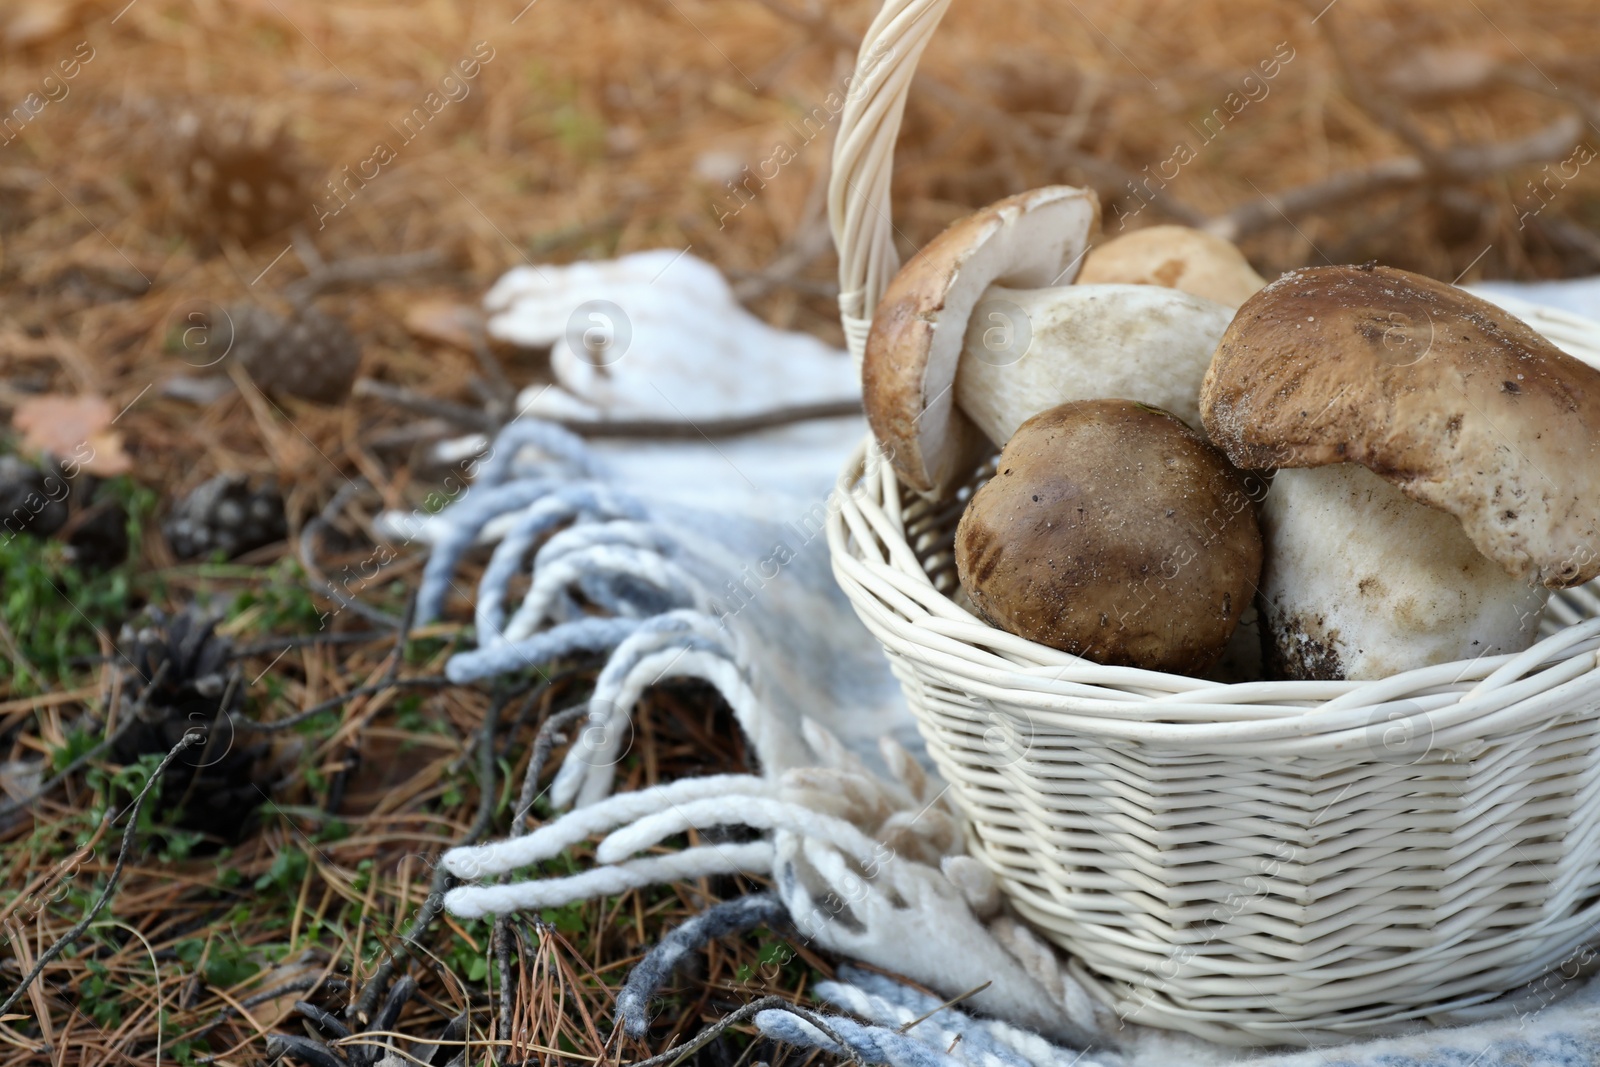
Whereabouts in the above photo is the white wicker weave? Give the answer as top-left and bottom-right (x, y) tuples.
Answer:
(823, 0), (1600, 1046)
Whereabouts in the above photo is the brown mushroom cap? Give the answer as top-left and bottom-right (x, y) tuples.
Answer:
(955, 399), (1264, 675)
(1077, 225), (1267, 309)
(864, 186), (1099, 495)
(1200, 264), (1600, 588)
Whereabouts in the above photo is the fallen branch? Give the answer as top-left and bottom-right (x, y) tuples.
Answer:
(510, 703), (590, 833)
(230, 629), (398, 659)
(1431, 113), (1586, 180)
(1207, 8), (1594, 244)
(729, 216), (838, 302)
(497, 666), (593, 778)
(1206, 112), (1586, 244)
(283, 248), (451, 303)
(237, 675), (454, 734)
(354, 378), (862, 439)
(1536, 213), (1600, 265)
(490, 673), (600, 1042)
(624, 995), (865, 1067)
(354, 379), (495, 432)
(181, 976), (350, 1049)
(1498, 66), (1600, 133)
(297, 481), (409, 630)
(1205, 157), (1427, 243)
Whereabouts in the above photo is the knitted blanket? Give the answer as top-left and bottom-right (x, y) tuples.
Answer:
(387, 252), (1600, 1066)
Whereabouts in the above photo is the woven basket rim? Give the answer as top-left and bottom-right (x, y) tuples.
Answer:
(826, 435), (1600, 749)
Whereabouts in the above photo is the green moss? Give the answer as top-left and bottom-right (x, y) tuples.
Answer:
(0, 474), (157, 692)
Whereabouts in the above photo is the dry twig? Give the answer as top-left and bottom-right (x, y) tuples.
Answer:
(354, 378), (861, 439)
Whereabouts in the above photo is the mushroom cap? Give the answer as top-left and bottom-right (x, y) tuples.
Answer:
(1077, 225), (1266, 309)
(1201, 264), (1600, 588)
(955, 399), (1263, 675)
(864, 186), (1100, 494)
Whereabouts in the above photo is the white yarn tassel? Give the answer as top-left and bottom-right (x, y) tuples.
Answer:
(597, 797), (888, 866)
(551, 644), (777, 809)
(442, 774), (777, 879)
(507, 546), (705, 639)
(445, 842), (773, 918)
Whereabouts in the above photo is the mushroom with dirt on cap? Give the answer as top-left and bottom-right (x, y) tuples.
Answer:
(1199, 263), (1600, 680)
(863, 187), (1236, 495)
(955, 399), (1264, 676)
(1076, 224), (1267, 309)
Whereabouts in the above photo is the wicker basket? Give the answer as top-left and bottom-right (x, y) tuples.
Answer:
(823, 0), (1600, 1046)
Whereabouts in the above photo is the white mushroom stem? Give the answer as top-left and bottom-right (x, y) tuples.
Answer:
(954, 283), (1233, 446)
(1260, 465), (1549, 681)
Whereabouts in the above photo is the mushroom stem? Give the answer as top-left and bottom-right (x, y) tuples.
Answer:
(953, 283), (1233, 450)
(1260, 465), (1549, 681)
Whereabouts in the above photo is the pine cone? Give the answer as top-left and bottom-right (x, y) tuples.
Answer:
(0, 456), (128, 570)
(113, 607), (273, 840)
(164, 472), (287, 561)
(58, 496), (129, 572)
(222, 301), (362, 404)
(0, 455), (68, 540)
(170, 107), (308, 248)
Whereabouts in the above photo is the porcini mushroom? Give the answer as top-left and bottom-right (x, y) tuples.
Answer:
(1200, 264), (1600, 679)
(1256, 465), (1546, 680)
(1077, 225), (1268, 309)
(864, 188), (1235, 494)
(955, 399), (1263, 675)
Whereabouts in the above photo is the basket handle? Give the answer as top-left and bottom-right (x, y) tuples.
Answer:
(828, 0), (955, 370)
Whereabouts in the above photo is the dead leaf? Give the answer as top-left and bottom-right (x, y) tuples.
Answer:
(403, 299), (482, 352)
(11, 394), (132, 477)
